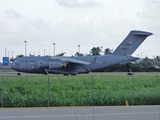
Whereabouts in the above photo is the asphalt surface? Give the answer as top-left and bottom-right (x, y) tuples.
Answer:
(1, 71), (160, 77)
(0, 72), (40, 76)
(0, 106), (159, 120)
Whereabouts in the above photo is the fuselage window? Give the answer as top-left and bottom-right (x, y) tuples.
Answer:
(28, 60), (35, 63)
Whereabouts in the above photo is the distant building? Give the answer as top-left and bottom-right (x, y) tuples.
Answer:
(1, 57), (10, 69)
(2, 57), (9, 66)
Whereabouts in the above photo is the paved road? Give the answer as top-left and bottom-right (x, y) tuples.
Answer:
(0, 106), (159, 120)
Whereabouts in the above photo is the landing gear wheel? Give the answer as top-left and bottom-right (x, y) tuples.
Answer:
(17, 72), (21, 75)
(63, 74), (69, 76)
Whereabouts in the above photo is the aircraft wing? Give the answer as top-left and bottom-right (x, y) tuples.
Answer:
(50, 57), (90, 65)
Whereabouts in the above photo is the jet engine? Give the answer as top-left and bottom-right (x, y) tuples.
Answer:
(49, 61), (66, 69)
(47, 69), (78, 76)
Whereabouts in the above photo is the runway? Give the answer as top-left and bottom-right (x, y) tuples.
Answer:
(1, 71), (160, 76)
(0, 72), (40, 76)
(0, 106), (160, 120)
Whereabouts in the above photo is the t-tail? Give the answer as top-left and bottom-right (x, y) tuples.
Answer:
(112, 30), (153, 56)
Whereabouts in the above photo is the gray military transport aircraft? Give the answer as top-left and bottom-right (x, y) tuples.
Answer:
(11, 30), (153, 76)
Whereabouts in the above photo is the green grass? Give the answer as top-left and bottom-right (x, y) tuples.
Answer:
(0, 69), (16, 72)
(0, 72), (160, 107)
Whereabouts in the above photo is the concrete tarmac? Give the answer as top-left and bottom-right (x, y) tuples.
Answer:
(0, 106), (160, 120)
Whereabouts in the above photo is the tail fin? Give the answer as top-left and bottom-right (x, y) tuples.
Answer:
(112, 30), (153, 56)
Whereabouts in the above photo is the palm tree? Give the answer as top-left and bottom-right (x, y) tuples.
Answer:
(16, 54), (24, 58)
(75, 52), (84, 56)
(56, 52), (65, 56)
(90, 47), (101, 55)
(104, 48), (112, 55)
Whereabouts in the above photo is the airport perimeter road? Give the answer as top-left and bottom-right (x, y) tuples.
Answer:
(0, 106), (160, 120)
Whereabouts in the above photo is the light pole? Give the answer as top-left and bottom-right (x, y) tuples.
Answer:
(5, 47), (7, 57)
(153, 56), (155, 68)
(44, 49), (46, 56)
(53, 43), (55, 56)
(101, 46), (103, 55)
(8, 51), (10, 58)
(12, 51), (14, 58)
(78, 45), (80, 53)
(24, 41), (27, 56)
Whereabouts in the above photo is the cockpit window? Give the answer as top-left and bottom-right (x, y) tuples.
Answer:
(14, 59), (20, 63)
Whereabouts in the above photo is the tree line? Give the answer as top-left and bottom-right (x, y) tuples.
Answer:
(105, 56), (160, 72)
(56, 47), (112, 56)
(10, 47), (113, 60)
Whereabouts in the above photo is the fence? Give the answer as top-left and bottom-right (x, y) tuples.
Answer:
(0, 72), (160, 107)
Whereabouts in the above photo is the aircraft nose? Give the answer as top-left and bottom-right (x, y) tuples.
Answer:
(10, 62), (15, 69)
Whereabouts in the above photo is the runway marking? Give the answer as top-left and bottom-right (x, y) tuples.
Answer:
(0, 111), (159, 119)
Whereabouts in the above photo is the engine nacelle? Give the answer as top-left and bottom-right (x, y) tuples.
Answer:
(47, 69), (78, 75)
(38, 61), (49, 68)
(49, 61), (63, 69)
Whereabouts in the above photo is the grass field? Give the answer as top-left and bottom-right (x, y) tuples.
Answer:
(0, 72), (160, 107)
(0, 69), (16, 72)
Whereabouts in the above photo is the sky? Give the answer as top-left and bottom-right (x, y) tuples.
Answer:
(0, 0), (160, 62)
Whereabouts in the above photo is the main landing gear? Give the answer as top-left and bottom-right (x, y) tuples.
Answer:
(63, 74), (77, 76)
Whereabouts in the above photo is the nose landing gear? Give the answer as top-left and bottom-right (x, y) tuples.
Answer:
(17, 72), (21, 75)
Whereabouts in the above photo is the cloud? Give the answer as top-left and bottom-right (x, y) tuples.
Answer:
(0, 9), (28, 34)
(136, 0), (160, 30)
(113, 3), (126, 18)
(0, 8), (52, 38)
(133, 0), (160, 57)
(55, 0), (101, 8)
(0, 0), (159, 59)
(4, 8), (22, 19)
(0, 8), (54, 57)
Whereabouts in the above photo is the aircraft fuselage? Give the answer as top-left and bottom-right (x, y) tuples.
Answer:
(11, 55), (138, 75)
